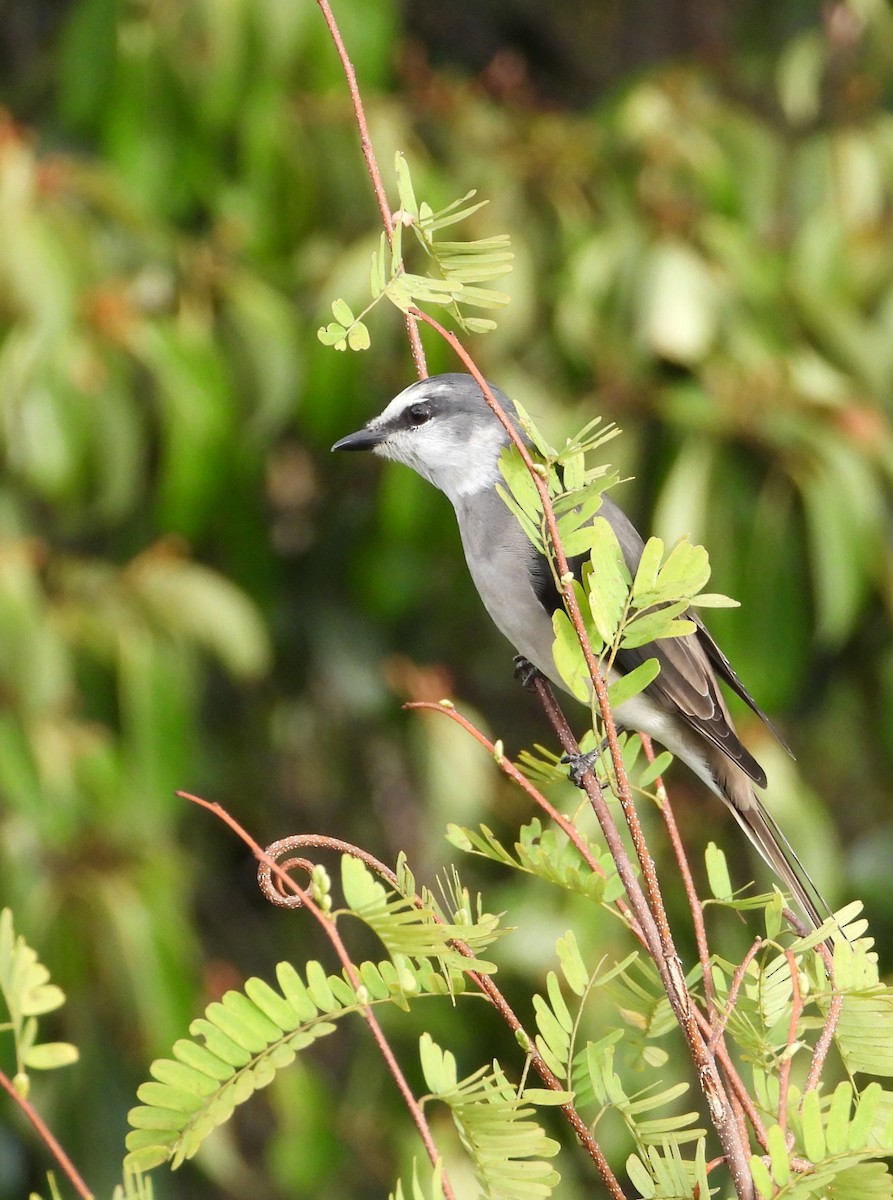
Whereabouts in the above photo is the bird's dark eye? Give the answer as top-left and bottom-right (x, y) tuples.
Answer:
(406, 401), (433, 427)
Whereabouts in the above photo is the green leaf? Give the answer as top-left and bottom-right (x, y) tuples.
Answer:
(331, 297), (354, 325)
(128, 947), (475, 1171)
(0, 908), (74, 1077)
(767, 1122), (791, 1186)
(22, 1042), (79, 1070)
(419, 1042), (560, 1199)
(555, 931), (589, 997)
(688, 592), (740, 608)
(460, 316), (498, 333)
(607, 657), (660, 712)
(631, 537), (664, 604)
(394, 152), (419, 220)
(587, 518), (632, 643)
(521, 1088), (574, 1106)
(636, 750), (673, 789)
(551, 609), (590, 703)
(705, 843), (733, 902)
(634, 537), (711, 609)
(749, 1156), (775, 1200)
(513, 400), (557, 459)
(419, 1032), (457, 1093)
(317, 322), (348, 348)
(621, 604), (695, 649)
(800, 1087), (826, 1164)
(390, 1160), (446, 1200)
(347, 321), (371, 351)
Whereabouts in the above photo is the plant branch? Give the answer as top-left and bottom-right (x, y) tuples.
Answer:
(409, 308), (755, 1199)
(640, 734), (717, 1015)
(251, 819), (629, 1198)
(0, 1068), (94, 1200)
(314, 0), (427, 376)
(804, 982), (843, 1095)
(178, 792), (455, 1200)
(778, 949), (804, 1136)
(405, 699), (647, 948)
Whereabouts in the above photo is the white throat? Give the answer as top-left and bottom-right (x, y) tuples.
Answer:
(375, 422), (507, 505)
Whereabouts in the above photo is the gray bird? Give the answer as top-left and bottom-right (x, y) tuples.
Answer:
(333, 372), (828, 932)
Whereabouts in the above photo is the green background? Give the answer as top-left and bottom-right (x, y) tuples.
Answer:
(2, 0), (893, 1195)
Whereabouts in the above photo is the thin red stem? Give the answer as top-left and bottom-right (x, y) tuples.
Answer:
(0, 1069), (94, 1200)
(314, 0), (427, 376)
(707, 939), (764, 1054)
(405, 700), (647, 947)
(640, 734), (717, 1014)
(179, 793), (455, 1200)
(407, 310), (754, 1198)
(778, 950), (803, 1136)
(187, 795), (629, 1199)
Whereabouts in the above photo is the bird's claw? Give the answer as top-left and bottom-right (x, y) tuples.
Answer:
(562, 748), (602, 788)
(513, 655), (542, 691)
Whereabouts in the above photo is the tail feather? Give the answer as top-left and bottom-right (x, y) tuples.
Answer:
(728, 789), (832, 937)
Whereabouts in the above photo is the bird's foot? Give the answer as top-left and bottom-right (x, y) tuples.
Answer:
(562, 728), (624, 788)
(563, 748), (602, 788)
(513, 655), (543, 692)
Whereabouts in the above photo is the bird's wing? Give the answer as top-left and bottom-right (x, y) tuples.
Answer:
(614, 633), (767, 787)
(528, 493), (775, 786)
(691, 612), (795, 758)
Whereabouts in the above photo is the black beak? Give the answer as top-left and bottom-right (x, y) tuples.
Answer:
(331, 427), (383, 452)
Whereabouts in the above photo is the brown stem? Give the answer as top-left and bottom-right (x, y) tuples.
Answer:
(708, 939), (764, 1055)
(253, 822), (629, 1197)
(642, 732), (763, 1150)
(778, 950), (804, 1136)
(314, 0), (427, 375)
(179, 793), (455, 1200)
(712, 1037), (770, 1152)
(0, 1069), (94, 1200)
(404, 700), (647, 948)
(402, 311), (753, 1197)
(640, 734), (717, 1015)
(804, 985), (843, 1095)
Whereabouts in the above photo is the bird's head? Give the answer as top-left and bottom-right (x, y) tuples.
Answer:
(331, 373), (521, 502)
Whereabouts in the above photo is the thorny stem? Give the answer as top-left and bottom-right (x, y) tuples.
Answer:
(778, 950), (804, 1136)
(256, 826), (629, 1200)
(408, 699), (777, 1157)
(178, 793), (456, 1200)
(314, 0), (427, 377)
(410, 308), (755, 1199)
(805, 986), (843, 1095)
(708, 940), (765, 1055)
(0, 1068), (94, 1199)
(640, 734), (717, 1015)
(639, 734), (762, 1145)
(405, 699), (648, 948)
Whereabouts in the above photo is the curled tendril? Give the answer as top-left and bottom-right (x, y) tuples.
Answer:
(257, 833), (401, 908)
(257, 839), (316, 908)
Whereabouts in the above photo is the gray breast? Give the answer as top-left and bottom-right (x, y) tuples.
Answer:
(453, 489), (560, 684)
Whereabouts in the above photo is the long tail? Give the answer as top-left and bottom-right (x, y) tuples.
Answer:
(726, 786), (832, 937)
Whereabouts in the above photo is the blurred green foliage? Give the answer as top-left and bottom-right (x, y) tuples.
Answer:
(2, 0), (893, 1196)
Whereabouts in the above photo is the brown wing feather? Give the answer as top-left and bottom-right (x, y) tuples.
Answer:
(530, 492), (782, 786)
(616, 633), (768, 787)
